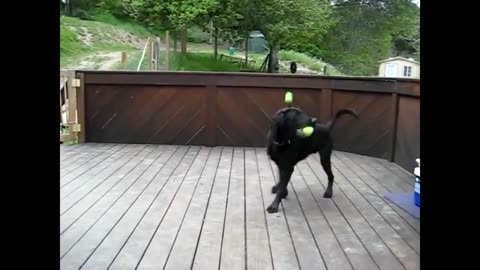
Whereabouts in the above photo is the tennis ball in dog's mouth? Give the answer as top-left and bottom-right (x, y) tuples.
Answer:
(285, 91), (293, 104)
(302, 126), (314, 137)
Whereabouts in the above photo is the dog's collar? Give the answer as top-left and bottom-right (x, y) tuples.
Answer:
(274, 140), (291, 146)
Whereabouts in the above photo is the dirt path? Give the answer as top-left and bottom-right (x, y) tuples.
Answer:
(63, 51), (123, 70)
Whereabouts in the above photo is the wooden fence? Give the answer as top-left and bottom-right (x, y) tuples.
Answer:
(68, 70), (420, 172)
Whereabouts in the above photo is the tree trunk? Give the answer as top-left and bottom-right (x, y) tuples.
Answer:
(173, 31), (178, 52)
(181, 28), (187, 55)
(214, 27), (219, 60)
(267, 45), (280, 73)
(244, 34), (249, 67)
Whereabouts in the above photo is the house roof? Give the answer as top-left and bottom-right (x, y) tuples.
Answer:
(379, 56), (419, 65)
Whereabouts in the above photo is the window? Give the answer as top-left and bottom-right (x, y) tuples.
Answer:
(385, 63), (397, 77)
(404, 66), (412, 77)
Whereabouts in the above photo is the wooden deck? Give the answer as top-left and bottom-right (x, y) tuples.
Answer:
(60, 143), (420, 270)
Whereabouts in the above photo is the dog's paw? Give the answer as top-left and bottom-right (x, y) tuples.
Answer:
(266, 204), (279, 213)
(271, 185), (278, 194)
(323, 191), (333, 198)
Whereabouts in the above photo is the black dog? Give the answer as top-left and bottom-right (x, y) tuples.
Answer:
(266, 106), (359, 213)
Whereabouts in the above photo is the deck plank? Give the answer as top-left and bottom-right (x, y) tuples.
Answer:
(105, 146), (197, 269)
(296, 161), (380, 270)
(61, 144), (124, 187)
(218, 148), (246, 270)
(244, 148), (274, 270)
(59, 145), (420, 270)
(332, 152), (420, 253)
(255, 149), (301, 270)
(60, 145), (185, 268)
(163, 147), (223, 270)
(267, 159), (327, 270)
(334, 152), (420, 233)
(327, 156), (419, 270)
(60, 145), (160, 233)
(81, 147), (207, 270)
(292, 166), (353, 270)
(191, 147), (233, 270)
(60, 144), (115, 175)
(60, 144), (144, 202)
(136, 147), (209, 269)
(305, 156), (406, 270)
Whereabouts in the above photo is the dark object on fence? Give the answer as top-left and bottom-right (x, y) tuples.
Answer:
(323, 66), (327, 75)
(290, 62), (297, 74)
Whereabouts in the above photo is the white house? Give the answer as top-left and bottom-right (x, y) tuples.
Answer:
(378, 56), (420, 79)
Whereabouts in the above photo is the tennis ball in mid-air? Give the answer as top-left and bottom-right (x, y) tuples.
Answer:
(285, 91), (293, 104)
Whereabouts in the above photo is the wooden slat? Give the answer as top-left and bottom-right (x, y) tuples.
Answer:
(305, 155), (406, 270)
(389, 93), (399, 161)
(299, 159), (380, 270)
(327, 156), (419, 269)
(83, 71), (419, 97)
(77, 72), (86, 143)
(60, 145), (150, 215)
(136, 147), (209, 269)
(191, 147), (233, 270)
(219, 148), (246, 270)
(61, 144), (123, 187)
(60, 143), (109, 168)
(331, 152), (420, 254)
(60, 145), (161, 246)
(105, 146), (194, 269)
(244, 148), (274, 270)
(83, 147), (209, 269)
(59, 145), (420, 270)
(292, 166), (353, 270)
(163, 147), (222, 270)
(61, 146), (195, 269)
(267, 159), (327, 270)
(255, 148), (300, 270)
(60, 144), (140, 202)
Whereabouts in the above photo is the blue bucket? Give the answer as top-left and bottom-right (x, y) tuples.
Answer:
(414, 159), (420, 207)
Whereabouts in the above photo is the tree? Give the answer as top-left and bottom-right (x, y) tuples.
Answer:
(101, 0), (218, 54)
(321, 0), (420, 75)
(235, 0), (334, 72)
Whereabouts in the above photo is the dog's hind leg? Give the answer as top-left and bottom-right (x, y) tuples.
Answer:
(319, 144), (335, 198)
(267, 166), (293, 213)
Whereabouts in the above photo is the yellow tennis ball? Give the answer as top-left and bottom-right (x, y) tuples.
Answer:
(302, 126), (314, 137)
(285, 91), (293, 104)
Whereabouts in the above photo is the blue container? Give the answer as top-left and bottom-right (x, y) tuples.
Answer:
(414, 160), (420, 207)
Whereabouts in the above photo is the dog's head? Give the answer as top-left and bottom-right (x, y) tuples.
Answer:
(269, 107), (310, 147)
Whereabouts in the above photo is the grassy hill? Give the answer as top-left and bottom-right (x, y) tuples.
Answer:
(60, 14), (343, 75)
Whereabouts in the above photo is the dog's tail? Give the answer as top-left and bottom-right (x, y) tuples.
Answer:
(327, 108), (359, 131)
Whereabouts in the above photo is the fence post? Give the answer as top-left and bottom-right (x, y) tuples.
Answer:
(121, 52), (127, 70)
(389, 93), (399, 162)
(66, 70), (78, 142)
(76, 72), (86, 143)
(148, 38), (153, 70)
(206, 84), (217, 146)
(321, 88), (333, 122)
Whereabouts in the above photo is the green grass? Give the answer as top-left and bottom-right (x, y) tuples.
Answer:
(116, 51), (257, 72)
(90, 12), (153, 37)
(60, 15), (151, 67)
(279, 50), (343, 75)
(171, 53), (255, 71)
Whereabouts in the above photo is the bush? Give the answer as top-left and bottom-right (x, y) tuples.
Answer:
(187, 26), (210, 43)
(74, 9), (92, 20)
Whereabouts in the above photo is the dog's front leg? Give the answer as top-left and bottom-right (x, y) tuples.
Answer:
(267, 166), (293, 213)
